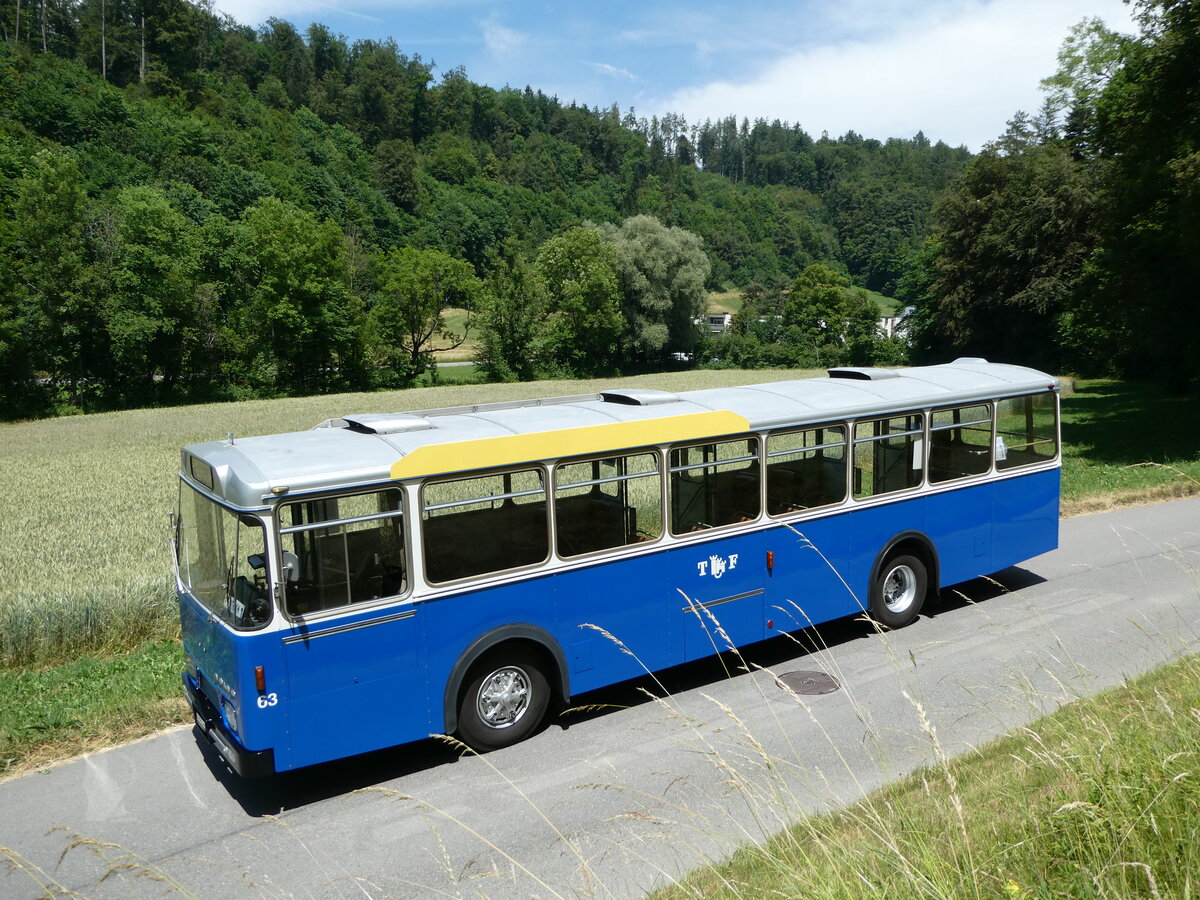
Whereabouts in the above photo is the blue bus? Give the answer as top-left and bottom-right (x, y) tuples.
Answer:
(173, 359), (1060, 776)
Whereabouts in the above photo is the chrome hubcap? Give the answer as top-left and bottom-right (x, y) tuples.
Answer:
(476, 665), (531, 729)
(883, 565), (917, 614)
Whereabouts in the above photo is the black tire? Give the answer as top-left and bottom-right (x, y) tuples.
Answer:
(870, 553), (927, 629)
(457, 648), (550, 751)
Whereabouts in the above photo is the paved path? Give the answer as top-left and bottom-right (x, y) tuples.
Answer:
(2, 498), (1199, 899)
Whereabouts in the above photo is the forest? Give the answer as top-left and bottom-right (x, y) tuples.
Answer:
(0, 0), (1196, 419)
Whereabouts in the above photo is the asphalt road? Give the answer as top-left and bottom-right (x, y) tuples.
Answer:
(3, 498), (1199, 900)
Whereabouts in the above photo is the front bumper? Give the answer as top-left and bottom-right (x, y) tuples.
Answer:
(183, 675), (275, 778)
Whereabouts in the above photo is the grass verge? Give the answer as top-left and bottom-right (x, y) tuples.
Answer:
(1060, 378), (1200, 515)
(0, 640), (187, 779)
(654, 653), (1200, 899)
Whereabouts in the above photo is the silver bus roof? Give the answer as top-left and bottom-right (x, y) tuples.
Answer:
(182, 359), (1057, 508)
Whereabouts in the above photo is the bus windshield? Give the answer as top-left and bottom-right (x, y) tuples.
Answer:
(176, 484), (271, 630)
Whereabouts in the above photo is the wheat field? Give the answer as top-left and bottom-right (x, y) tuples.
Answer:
(0, 369), (815, 668)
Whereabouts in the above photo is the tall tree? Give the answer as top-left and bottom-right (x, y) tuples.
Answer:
(239, 198), (365, 394)
(593, 214), (709, 363)
(10, 149), (103, 405)
(100, 185), (197, 395)
(369, 245), (480, 384)
(779, 264), (857, 367)
(1090, 0), (1200, 389)
(916, 141), (1099, 371)
(474, 244), (543, 382)
(534, 226), (624, 375)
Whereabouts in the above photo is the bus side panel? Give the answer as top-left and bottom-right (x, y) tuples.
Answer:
(667, 531), (767, 663)
(923, 483), (995, 587)
(844, 497), (930, 606)
(991, 468), (1060, 572)
(549, 552), (674, 696)
(763, 513), (859, 633)
(277, 609), (421, 771)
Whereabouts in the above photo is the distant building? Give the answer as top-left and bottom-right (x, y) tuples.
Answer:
(706, 313), (733, 333)
(879, 306), (916, 339)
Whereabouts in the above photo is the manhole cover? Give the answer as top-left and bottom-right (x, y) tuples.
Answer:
(777, 670), (840, 695)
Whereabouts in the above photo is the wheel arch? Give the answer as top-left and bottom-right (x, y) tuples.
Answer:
(442, 624), (570, 736)
(869, 530), (940, 601)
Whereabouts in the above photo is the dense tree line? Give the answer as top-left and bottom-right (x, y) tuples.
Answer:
(908, 0), (1200, 392)
(0, 0), (969, 418)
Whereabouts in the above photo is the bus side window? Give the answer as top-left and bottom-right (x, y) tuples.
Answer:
(766, 425), (847, 515)
(929, 404), (993, 483)
(422, 469), (549, 583)
(554, 452), (662, 557)
(669, 436), (761, 534)
(853, 414), (923, 499)
(281, 488), (406, 616)
(995, 392), (1058, 469)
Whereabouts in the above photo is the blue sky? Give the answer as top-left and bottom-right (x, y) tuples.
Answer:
(213, 0), (1139, 151)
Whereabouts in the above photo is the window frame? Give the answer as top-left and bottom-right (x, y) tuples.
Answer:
(851, 413), (925, 501)
(420, 465), (551, 586)
(994, 391), (1060, 471)
(552, 448), (665, 559)
(668, 433), (763, 536)
(927, 402), (995, 485)
(276, 485), (410, 619)
(765, 422), (849, 518)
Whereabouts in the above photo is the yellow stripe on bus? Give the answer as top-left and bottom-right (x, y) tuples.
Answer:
(390, 410), (751, 480)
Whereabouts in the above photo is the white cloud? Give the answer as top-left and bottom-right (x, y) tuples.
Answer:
(481, 15), (527, 56)
(659, 0), (1138, 150)
(586, 61), (638, 81)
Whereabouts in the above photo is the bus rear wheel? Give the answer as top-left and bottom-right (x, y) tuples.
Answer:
(457, 648), (549, 751)
(870, 553), (927, 629)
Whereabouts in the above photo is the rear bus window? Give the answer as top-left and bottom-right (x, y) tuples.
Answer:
(670, 436), (761, 534)
(996, 392), (1058, 469)
(555, 452), (662, 557)
(423, 469), (548, 583)
(766, 425), (847, 515)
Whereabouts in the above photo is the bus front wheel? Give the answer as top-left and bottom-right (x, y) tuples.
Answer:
(457, 648), (550, 751)
(870, 553), (927, 629)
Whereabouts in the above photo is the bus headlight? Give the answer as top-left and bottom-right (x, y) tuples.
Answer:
(222, 698), (239, 735)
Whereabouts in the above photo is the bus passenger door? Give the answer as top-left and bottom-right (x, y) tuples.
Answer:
(672, 532), (767, 663)
(279, 606), (422, 770)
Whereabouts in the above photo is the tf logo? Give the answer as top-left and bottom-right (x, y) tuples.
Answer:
(697, 553), (739, 579)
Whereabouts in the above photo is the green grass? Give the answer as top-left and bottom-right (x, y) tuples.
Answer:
(0, 640), (187, 776)
(863, 288), (901, 316)
(1060, 379), (1200, 514)
(708, 290), (744, 315)
(431, 307), (479, 363)
(655, 653), (1200, 899)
